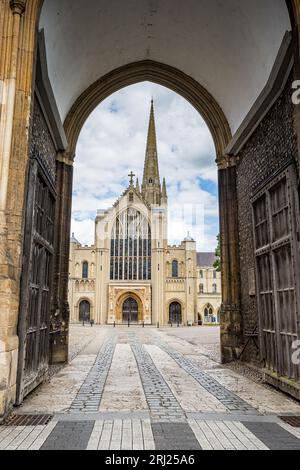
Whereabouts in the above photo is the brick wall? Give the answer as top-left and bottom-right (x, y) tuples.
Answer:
(236, 75), (298, 364)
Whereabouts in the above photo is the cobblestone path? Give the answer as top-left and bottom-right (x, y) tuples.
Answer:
(1, 326), (300, 450)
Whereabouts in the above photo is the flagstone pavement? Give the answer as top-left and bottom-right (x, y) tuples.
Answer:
(1, 325), (300, 451)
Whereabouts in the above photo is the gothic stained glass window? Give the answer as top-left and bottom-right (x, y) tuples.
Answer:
(110, 208), (151, 281)
(82, 261), (88, 279)
(172, 260), (179, 278)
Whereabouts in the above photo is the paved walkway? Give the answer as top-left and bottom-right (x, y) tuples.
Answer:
(1, 326), (300, 450)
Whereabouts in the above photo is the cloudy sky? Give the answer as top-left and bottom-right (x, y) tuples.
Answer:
(72, 82), (219, 251)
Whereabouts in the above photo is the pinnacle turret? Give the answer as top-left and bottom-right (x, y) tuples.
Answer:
(136, 177), (140, 193)
(162, 178), (167, 199)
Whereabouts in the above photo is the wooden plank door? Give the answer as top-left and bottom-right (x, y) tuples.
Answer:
(16, 155), (56, 404)
(253, 164), (300, 381)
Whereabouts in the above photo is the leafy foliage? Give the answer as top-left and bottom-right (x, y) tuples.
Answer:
(213, 234), (221, 272)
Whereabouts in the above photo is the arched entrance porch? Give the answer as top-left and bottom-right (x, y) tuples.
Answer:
(115, 292), (144, 325)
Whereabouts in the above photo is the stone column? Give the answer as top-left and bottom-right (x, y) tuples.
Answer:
(0, 0), (26, 229)
(218, 156), (243, 363)
(151, 209), (166, 326)
(49, 152), (74, 365)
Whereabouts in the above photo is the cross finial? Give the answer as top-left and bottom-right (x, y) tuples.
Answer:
(128, 171), (135, 185)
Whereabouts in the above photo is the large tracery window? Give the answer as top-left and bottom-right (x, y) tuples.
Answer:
(110, 208), (151, 281)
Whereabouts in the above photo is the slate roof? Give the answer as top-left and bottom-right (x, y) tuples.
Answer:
(197, 252), (217, 267)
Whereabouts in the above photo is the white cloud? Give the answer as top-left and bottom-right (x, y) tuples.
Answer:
(71, 82), (219, 251)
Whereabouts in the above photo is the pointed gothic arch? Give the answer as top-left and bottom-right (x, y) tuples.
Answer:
(64, 60), (231, 161)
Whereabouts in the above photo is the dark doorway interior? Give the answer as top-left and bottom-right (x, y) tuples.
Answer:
(169, 302), (182, 324)
(122, 297), (139, 323)
(79, 300), (91, 322)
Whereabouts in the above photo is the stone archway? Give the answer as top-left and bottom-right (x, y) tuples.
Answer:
(3, 0), (295, 367)
(115, 292), (144, 324)
(1, 0), (300, 419)
(61, 63), (240, 361)
(64, 60), (231, 161)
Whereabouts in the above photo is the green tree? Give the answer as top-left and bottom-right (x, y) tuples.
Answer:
(213, 234), (221, 272)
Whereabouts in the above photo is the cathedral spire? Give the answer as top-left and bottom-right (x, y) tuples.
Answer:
(136, 177), (140, 193)
(142, 100), (161, 205)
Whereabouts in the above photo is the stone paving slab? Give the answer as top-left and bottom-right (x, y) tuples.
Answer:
(151, 422), (201, 450)
(54, 411), (150, 421)
(156, 327), (300, 415)
(243, 422), (300, 450)
(2, 417), (300, 450)
(16, 356), (97, 414)
(2, 326), (300, 451)
(208, 369), (300, 415)
(129, 334), (186, 423)
(145, 344), (227, 413)
(149, 330), (259, 414)
(100, 343), (148, 412)
(186, 412), (281, 422)
(69, 336), (116, 412)
(86, 419), (155, 450)
(41, 421), (95, 450)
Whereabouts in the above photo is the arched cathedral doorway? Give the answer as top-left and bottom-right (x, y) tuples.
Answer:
(122, 297), (139, 324)
(169, 302), (182, 325)
(79, 300), (90, 322)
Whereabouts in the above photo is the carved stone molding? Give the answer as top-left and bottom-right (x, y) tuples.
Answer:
(217, 154), (239, 170)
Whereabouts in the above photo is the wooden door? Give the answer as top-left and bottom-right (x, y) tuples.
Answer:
(16, 154), (56, 404)
(252, 164), (300, 381)
(122, 297), (139, 323)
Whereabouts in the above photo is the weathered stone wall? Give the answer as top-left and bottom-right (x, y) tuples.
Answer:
(236, 74), (298, 364)
(0, 1), (41, 421)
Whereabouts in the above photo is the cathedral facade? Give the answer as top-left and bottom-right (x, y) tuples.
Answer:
(68, 102), (221, 326)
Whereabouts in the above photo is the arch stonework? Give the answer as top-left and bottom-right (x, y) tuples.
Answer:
(115, 292), (144, 323)
(0, 0), (300, 419)
(64, 60), (232, 161)
(166, 298), (185, 323)
(76, 297), (93, 322)
(169, 300), (183, 324)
